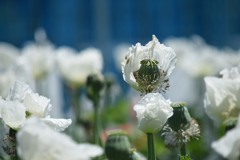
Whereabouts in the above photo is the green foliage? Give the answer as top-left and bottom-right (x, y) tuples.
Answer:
(178, 154), (192, 160)
(102, 98), (131, 124)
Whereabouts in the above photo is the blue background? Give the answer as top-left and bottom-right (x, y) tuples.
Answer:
(1, 0), (240, 73)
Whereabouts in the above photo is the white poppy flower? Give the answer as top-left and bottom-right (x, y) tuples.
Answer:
(56, 47), (103, 87)
(133, 93), (173, 133)
(0, 99), (26, 130)
(122, 35), (177, 94)
(17, 117), (103, 160)
(204, 67), (240, 121)
(0, 81), (71, 131)
(22, 43), (54, 80)
(211, 114), (240, 160)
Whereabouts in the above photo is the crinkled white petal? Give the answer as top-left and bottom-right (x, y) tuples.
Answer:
(23, 93), (52, 117)
(220, 66), (240, 79)
(1, 100), (26, 130)
(204, 74), (240, 120)
(6, 80), (32, 102)
(17, 117), (103, 160)
(133, 93), (173, 133)
(146, 35), (177, 77)
(41, 118), (72, 131)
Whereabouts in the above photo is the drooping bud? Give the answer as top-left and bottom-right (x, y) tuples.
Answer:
(168, 102), (191, 131)
(105, 130), (132, 160)
(86, 72), (105, 102)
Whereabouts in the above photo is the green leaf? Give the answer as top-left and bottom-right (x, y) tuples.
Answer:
(178, 154), (192, 160)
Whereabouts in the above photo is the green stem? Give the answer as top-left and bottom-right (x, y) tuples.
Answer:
(93, 99), (102, 146)
(72, 87), (81, 122)
(180, 144), (187, 156)
(147, 133), (155, 160)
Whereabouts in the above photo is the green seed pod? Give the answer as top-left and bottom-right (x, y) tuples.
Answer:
(168, 102), (192, 131)
(138, 59), (160, 84)
(105, 130), (132, 160)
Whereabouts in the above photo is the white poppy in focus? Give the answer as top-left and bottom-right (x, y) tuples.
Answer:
(56, 47), (103, 87)
(211, 114), (240, 160)
(0, 81), (71, 131)
(133, 93), (173, 134)
(17, 117), (103, 160)
(122, 35), (177, 94)
(204, 66), (240, 121)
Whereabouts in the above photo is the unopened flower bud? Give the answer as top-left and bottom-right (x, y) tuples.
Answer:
(105, 130), (132, 160)
(86, 72), (105, 102)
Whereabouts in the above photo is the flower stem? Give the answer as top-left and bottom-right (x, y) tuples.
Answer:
(180, 144), (187, 156)
(71, 87), (81, 122)
(147, 133), (155, 160)
(93, 99), (102, 146)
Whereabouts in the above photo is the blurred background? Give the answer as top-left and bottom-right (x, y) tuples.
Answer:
(1, 0), (240, 72)
(0, 1), (240, 159)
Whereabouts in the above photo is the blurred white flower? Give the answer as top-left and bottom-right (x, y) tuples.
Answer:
(22, 43), (54, 80)
(204, 66), (240, 121)
(122, 35), (177, 94)
(56, 47), (103, 87)
(113, 43), (131, 71)
(133, 93), (173, 133)
(211, 114), (240, 160)
(0, 43), (35, 99)
(17, 117), (103, 160)
(0, 81), (71, 131)
(0, 42), (20, 70)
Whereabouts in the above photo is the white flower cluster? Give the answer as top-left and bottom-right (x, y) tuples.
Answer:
(0, 81), (71, 131)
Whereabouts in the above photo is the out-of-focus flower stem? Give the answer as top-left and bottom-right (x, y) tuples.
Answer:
(147, 133), (155, 160)
(72, 87), (81, 122)
(93, 99), (102, 147)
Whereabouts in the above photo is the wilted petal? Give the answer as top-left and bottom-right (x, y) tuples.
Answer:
(133, 93), (173, 133)
(23, 93), (52, 117)
(6, 81), (32, 102)
(17, 117), (103, 160)
(1, 100), (26, 130)
(41, 118), (72, 131)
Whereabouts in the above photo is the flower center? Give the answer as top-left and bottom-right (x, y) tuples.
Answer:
(133, 59), (161, 93)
